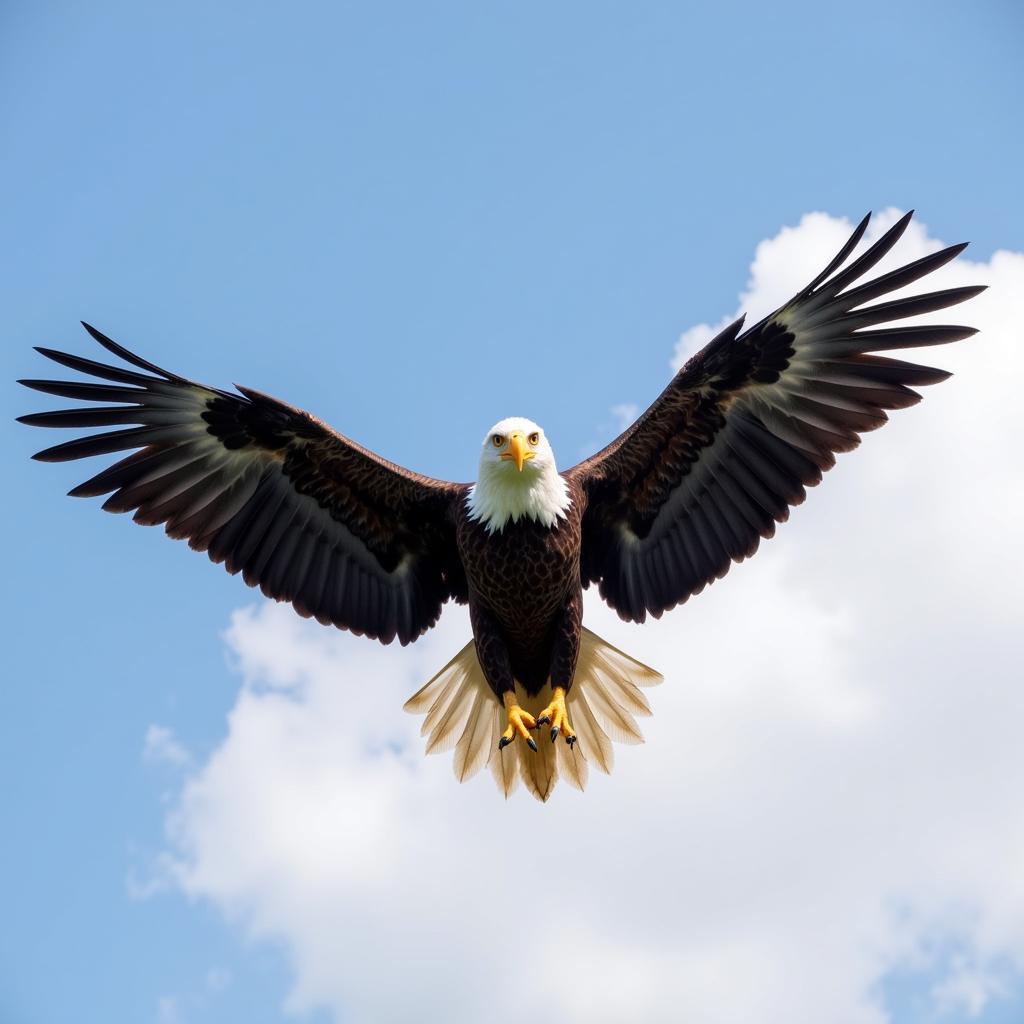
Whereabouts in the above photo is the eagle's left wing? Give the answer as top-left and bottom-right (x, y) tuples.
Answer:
(566, 211), (982, 622)
(18, 324), (468, 645)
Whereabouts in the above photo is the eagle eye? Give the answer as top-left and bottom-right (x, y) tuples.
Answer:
(528, 431), (540, 446)
(492, 434), (504, 448)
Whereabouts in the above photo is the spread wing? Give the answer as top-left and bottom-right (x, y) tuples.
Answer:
(567, 211), (983, 622)
(18, 324), (468, 645)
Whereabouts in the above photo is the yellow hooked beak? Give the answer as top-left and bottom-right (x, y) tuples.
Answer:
(501, 432), (534, 472)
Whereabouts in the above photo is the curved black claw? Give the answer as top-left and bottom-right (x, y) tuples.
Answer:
(550, 727), (559, 743)
(526, 737), (539, 753)
(498, 735), (512, 750)
(537, 715), (551, 728)
(566, 735), (577, 748)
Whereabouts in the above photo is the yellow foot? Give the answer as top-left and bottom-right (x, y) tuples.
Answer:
(536, 687), (577, 746)
(498, 691), (538, 752)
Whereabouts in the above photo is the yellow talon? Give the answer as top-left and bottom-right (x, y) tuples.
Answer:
(536, 686), (576, 745)
(498, 691), (538, 752)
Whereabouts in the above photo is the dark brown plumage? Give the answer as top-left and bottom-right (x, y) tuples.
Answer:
(457, 484), (585, 697)
(17, 210), (981, 798)
(569, 211), (982, 623)
(20, 324), (468, 646)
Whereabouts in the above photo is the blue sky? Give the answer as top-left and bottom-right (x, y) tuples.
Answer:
(3, 2), (1023, 1023)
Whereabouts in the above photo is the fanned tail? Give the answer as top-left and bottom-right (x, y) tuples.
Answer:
(403, 627), (663, 801)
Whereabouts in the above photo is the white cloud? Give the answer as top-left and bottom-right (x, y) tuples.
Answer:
(150, 966), (232, 1022)
(610, 401), (640, 430)
(125, 853), (176, 902)
(163, 212), (1024, 1024)
(578, 402), (641, 460)
(143, 724), (192, 769)
(931, 956), (1010, 1019)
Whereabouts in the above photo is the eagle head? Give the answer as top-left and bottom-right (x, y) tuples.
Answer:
(466, 416), (571, 532)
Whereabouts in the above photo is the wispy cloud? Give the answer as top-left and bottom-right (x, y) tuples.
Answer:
(143, 725), (192, 769)
(155, 995), (181, 1024)
(205, 967), (231, 994)
(609, 402), (639, 430)
(577, 402), (640, 460)
(151, 966), (232, 1023)
(161, 213), (1024, 1023)
(931, 956), (1010, 1019)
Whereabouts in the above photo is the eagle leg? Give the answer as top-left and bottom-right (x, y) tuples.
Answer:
(536, 686), (577, 746)
(498, 691), (538, 753)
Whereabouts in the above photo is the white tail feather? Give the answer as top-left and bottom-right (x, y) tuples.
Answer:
(403, 645), (466, 714)
(424, 675), (475, 755)
(418, 670), (464, 738)
(403, 627), (663, 801)
(518, 690), (559, 802)
(581, 668), (645, 745)
(569, 687), (615, 775)
(490, 705), (522, 798)
(556, 732), (588, 791)
(453, 688), (493, 782)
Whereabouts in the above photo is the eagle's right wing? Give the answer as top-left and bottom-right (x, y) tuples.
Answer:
(566, 212), (982, 622)
(19, 324), (469, 645)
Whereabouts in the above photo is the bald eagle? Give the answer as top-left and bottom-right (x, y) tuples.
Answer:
(19, 212), (981, 801)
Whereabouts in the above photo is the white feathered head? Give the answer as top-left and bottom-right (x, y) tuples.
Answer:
(466, 416), (571, 532)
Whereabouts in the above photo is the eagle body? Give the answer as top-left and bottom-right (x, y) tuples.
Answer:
(19, 211), (983, 800)
(456, 476), (585, 698)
